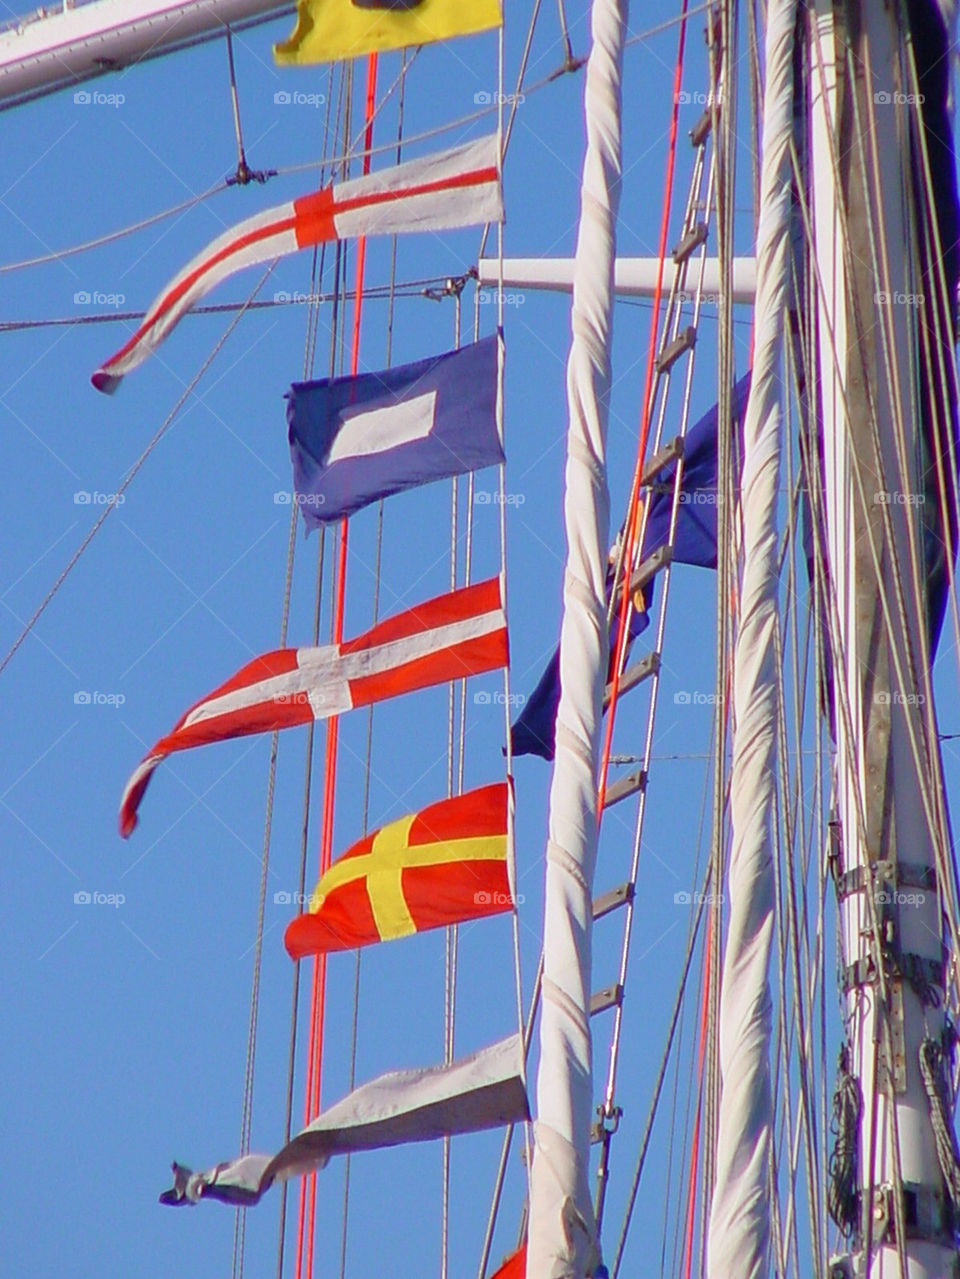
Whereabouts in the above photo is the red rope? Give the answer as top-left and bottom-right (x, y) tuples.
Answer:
(597, 0), (690, 814)
(296, 53), (379, 1279)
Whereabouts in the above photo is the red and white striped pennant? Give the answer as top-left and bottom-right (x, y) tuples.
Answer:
(93, 135), (502, 392)
(119, 577), (508, 836)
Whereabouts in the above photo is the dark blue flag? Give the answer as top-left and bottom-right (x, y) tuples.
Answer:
(287, 335), (503, 527)
(510, 375), (751, 761)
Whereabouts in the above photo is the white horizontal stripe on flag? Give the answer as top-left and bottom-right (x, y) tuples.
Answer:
(328, 390), (437, 464)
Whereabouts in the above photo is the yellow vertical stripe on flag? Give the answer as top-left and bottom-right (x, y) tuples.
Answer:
(274, 0), (502, 65)
(365, 814), (418, 940)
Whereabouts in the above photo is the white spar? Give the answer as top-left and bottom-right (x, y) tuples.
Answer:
(477, 255), (757, 303)
(0, 0), (291, 106)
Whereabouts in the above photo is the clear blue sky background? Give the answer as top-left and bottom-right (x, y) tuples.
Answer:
(0, 3), (846, 1277)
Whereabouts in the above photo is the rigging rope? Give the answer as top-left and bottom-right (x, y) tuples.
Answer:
(0, 263), (277, 680)
(919, 1032), (960, 1209)
(826, 1047), (861, 1237)
(0, 184), (229, 275)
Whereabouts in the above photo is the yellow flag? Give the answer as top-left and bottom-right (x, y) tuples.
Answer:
(274, 0), (502, 65)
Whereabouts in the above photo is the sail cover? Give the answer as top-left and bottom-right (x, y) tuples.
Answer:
(706, 0), (792, 1272)
(119, 576), (508, 835)
(92, 135), (502, 392)
(160, 1034), (528, 1206)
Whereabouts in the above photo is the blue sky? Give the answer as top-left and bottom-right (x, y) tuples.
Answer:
(0, 4), (805, 1277)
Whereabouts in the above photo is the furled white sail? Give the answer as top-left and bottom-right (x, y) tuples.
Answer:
(525, 0), (627, 1274)
(706, 0), (795, 1274)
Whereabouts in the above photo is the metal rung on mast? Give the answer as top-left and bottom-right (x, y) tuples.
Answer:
(672, 223), (708, 265)
(604, 652), (660, 707)
(602, 768), (647, 809)
(690, 109), (712, 147)
(656, 326), (697, 373)
(592, 882), (635, 920)
(589, 984), (624, 1016)
(638, 435), (683, 488)
(628, 545), (673, 595)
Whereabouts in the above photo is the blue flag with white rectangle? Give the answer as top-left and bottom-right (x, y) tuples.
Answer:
(287, 335), (503, 527)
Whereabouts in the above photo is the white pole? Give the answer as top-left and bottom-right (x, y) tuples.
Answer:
(475, 255), (757, 303)
(525, 0), (626, 1272)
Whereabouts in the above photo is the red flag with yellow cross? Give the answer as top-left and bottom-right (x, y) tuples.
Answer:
(284, 782), (513, 959)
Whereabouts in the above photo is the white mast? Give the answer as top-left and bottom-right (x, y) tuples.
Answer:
(810, 3), (954, 1275)
(706, 0), (794, 1273)
(525, 0), (626, 1271)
